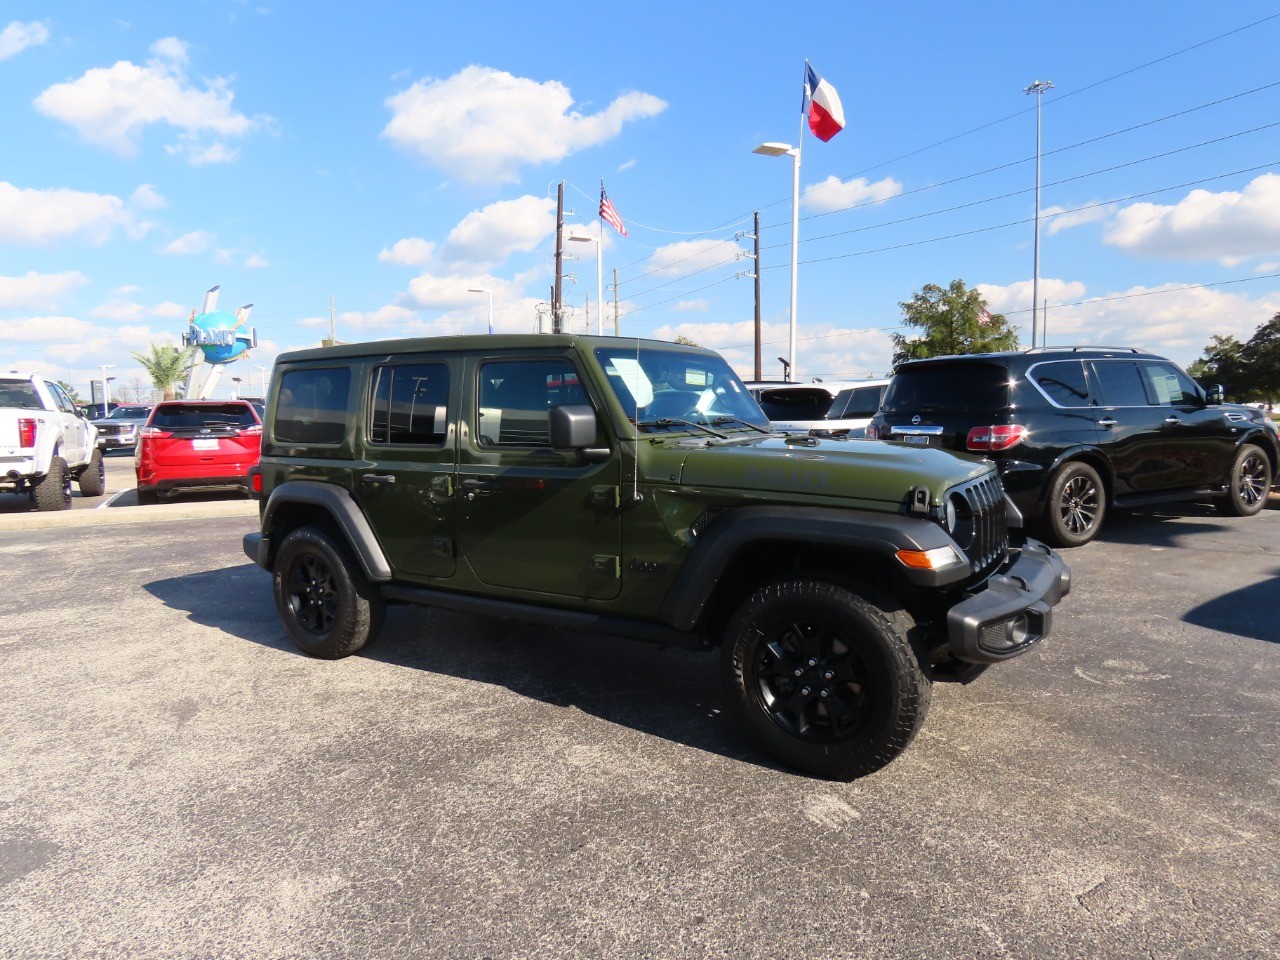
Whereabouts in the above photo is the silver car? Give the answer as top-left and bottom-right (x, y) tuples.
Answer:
(91, 404), (154, 451)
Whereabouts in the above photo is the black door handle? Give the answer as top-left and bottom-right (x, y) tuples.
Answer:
(461, 478), (501, 497)
(361, 473), (397, 485)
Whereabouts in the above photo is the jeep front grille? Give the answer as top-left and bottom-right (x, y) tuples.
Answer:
(954, 473), (1008, 577)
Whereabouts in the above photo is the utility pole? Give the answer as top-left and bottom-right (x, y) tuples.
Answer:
(553, 182), (565, 334)
(329, 295), (335, 344)
(612, 268), (620, 336)
(1025, 79), (1053, 349)
(754, 211), (762, 381)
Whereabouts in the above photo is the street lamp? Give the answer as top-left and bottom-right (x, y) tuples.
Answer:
(754, 141), (801, 381)
(231, 376), (242, 399)
(568, 234), (604, 335)
(254, 364), (268, 397)
(99, 364), (115, 417)
(467, 288), (493, 334)
(1024, 79), (1054, 348)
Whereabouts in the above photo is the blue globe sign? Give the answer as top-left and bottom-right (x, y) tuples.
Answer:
(182, 306), (257, 364)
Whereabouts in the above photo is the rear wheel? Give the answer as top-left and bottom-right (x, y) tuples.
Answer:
(721, 579), (930, 780)
(273, 526), (386, 659)
(1041, 461), (1106, 547)
(78, 448), (106, 497)
(1215, 443), (1271, 517)
(33, 456), (72, 511)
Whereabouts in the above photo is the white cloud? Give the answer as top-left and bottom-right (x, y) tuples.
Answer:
(975, 277), (1280, 367)
(618, 159), (636, 172)
(379, 238), (436, 267)
(33, 37), (256, 162)
(89, 297), (191, 322)
(1104, 173), (1280, 265)
(673, 299), (709, 312)
(243, 253), (270, 269)
(443, 196), (556, 267)
(174, 141), (241, 165)
(0, 182), (135, 245)
(0, 271), (89, 309)
(801, 175), (902, 214)
(130, 184), (167, 210)
(383, 65), (666, 184)
(164, 230), (215, 255)
(1043, 202), (1108, 236)
(644, 238), (748, 277)
(0, 20), (49, 60)
(405, 273), (525, 310)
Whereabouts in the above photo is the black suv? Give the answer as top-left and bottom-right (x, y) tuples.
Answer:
(867, 346), (1278, 547)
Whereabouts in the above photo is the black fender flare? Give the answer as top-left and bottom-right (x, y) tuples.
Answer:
(260, 480), (392, 581)
(659, 505), (968, 631)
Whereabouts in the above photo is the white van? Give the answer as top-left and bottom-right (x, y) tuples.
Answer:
(753, 379), (891, 437)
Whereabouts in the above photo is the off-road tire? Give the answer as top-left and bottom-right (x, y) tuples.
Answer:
(1214, 443), (1271, 517)
(273, 526), (386, 659)
(721, 578), (931, 780)
(78, 448), (105, 497)
(1041, 461), (1106, 547)
(136, 488), (158, 505)
(33, 456), (72, 511)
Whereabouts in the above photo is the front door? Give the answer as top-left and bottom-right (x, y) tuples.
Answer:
(456, 353), (622, 602)
(353, 359), (458, 580)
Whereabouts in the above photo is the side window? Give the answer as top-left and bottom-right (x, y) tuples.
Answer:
(477, 359), (585, 446)
(275, 367), (352, 444)
(1030, 361), (1091, 407)
(48, 382), (77, 414)
(368, 362), (450, 445)
(1091, 361), (1150, 407)
(1141, 362), (1200, 406)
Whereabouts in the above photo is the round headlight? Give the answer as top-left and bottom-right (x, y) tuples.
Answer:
(946, 492), (975, 549)
(944, 497), (958, 532)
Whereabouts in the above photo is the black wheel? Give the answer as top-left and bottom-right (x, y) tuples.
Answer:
(273, 527), (385, 659)
(721, 579), (931, 780)
(78, 448), (106, 497)
(33, 456), (72, 511)
(1215, 443), (1271, 517)
(136, 487), (158, 505)
(1041, 461), (1106, 547)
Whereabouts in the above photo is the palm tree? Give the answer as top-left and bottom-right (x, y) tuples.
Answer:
(131, 343), (196, 400)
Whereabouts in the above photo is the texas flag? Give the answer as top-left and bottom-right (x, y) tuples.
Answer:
(804, 62), (845, 142)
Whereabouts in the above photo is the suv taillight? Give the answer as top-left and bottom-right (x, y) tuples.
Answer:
(140, 426), (173, 439)
(967, 424), (1026, 452)
(18, 418), (37, 448)
(237, 424), (262, 437)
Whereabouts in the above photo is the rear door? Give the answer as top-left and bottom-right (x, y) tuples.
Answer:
(456, 351), (622, 602)
(46, 380), (89, 465)
(353, 357), (459, 580)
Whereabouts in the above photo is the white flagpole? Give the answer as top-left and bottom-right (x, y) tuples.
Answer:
(789, 63), (806, 382)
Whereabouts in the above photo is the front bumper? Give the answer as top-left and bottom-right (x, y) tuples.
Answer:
(946, 538), (1071, 663)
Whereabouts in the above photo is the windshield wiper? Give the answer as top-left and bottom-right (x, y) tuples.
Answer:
(637, 418), (729, 439)
(709, 416), (773, 435)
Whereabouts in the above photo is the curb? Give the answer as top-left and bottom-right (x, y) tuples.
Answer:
(0, 499), (258, 532)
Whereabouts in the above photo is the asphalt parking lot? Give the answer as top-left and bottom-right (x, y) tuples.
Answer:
(1, 500), (1277, 958)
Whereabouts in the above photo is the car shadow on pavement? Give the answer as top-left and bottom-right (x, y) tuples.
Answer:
(1094, 498), (1275, 548)
(1183, 567), (1280, 644)
(143, 563), (767, 773)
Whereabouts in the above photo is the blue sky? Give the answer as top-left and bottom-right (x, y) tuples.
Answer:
(5, 1), (1280, 399)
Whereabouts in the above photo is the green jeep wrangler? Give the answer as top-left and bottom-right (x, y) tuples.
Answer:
(244, 334), (1071, 779)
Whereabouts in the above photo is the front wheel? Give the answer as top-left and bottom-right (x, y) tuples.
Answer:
(721, 579), (931, 780)
(1040, 461), (1106, 547)
(273, 527), (386, 659)
(78, 448), (106, 497)
(1215, 443), (1272, 517)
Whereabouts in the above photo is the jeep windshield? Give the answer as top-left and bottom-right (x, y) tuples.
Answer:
(594, 346), (769, 434)
(881, 361), (1010, 413)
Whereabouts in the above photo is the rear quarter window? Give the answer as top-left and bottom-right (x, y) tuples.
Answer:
(275, 367), (352, 444)
(758, 388), (836, 420)
(1028, 360), (1092, 407)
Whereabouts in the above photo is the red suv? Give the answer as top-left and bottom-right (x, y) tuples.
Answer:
(135, 400), (262, 504)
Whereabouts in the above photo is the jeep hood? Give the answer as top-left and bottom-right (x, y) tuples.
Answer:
(652, 436), (993, 507)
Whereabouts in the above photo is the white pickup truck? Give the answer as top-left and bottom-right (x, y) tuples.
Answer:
(0, 371), (105, 510)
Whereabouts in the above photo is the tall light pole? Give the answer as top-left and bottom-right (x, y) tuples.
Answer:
(99, 364), (115, 417)
(255, 364), (268, 397)
(754, 141), (800, 381)
(1025, 79), (1053, 349)
(467, 288), (493, 334)
(231, 376), (242, 399)
(568, 234), (603, 334)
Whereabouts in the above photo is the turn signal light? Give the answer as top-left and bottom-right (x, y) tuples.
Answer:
(895, 546), (964, 570)
(966, 424), (1026, 452)
(18, 418), (37, 448)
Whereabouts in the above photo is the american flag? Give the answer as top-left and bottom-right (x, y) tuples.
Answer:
(978, 306), (995, 326)
(600, 186), (628, 237)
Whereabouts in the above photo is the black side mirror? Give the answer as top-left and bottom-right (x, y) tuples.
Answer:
(1204, 384), (1224, 405)
(549, 404), (609, 460)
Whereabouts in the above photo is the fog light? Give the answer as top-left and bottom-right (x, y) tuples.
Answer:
(979, 614), (1034, 653)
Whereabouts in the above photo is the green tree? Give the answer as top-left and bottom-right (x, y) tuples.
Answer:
(1187, 334), (1246, 394)
(891, 280), (1019, 363)
(131, 343), (195, 400)
(1241, 312), (1280, 399)
(56, 380), (83, 404)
